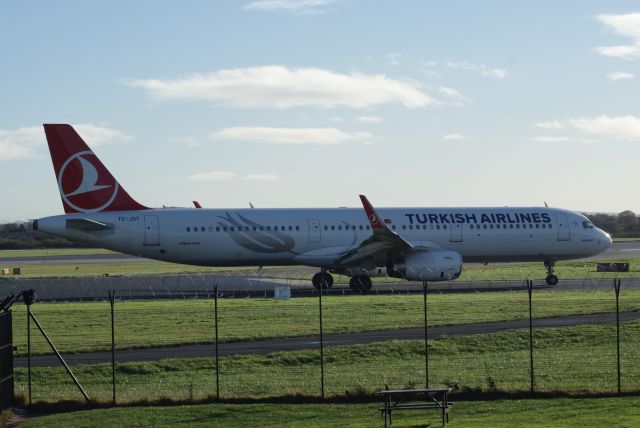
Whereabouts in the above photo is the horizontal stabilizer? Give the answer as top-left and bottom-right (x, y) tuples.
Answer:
(66, 218), (112, 232)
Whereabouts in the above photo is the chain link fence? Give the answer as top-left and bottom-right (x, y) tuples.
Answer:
(2, 270), (640, 406)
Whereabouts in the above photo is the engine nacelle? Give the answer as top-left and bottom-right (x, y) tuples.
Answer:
(387, 250), (462, 281)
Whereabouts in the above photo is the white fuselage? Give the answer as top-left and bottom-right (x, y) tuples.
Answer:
(36, 206), (612, 268)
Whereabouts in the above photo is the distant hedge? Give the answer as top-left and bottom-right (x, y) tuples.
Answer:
(0, 222), (93, 250)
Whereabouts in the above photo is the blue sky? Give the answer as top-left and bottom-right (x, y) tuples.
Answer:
(1, 1), (639, 221)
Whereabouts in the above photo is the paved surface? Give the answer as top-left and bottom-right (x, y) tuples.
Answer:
(15, 311), (640, 368)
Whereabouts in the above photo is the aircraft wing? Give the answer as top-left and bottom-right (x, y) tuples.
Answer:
(332, 195), (413, 266)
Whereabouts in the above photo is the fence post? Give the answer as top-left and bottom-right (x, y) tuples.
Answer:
(319, 279), (325, 401)
(108, 290), (116, 405)
(527, 279), (534, 396)
(214, 285), (220, 401)
(614, 279), (621, 395)
(423, 280), (429, 389)
(26, 302), (31, 408)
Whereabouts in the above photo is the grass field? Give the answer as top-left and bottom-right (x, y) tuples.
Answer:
(0, 248), (116, 258)
(11, 289), (640, 356)
(22, 397), (640, 428)
(15, 322), (640, 402)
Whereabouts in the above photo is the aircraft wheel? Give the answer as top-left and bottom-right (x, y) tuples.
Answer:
(349, 275), (372, 293)
(312, 272), (333, 290)
(545, 275), (559, 286)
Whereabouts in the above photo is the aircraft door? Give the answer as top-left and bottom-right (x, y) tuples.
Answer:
(307, 218), (321, 243)
(144, 215), (160, 246)
(449, 223), (463, 242)
(555, 213), (571, 241)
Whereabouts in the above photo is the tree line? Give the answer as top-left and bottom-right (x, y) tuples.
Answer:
(0, 211), (638, 250)
(0, 222), (92, 250)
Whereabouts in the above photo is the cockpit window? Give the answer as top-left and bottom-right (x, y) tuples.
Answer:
(583, 221), (594, 229)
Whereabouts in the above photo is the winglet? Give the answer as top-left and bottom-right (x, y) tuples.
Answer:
(359, 195), (384, 230)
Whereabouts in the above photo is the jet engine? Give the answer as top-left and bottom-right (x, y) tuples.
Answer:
(387, 250), (462, 281)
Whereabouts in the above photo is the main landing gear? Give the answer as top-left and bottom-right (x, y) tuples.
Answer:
(544, 260), (559, 286)
(311, 271), (373, 293)
(349, 275), (372, 294)
(312, 271), (333, 290)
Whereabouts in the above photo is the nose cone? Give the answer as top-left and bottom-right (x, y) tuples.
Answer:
(600, 230), (613, 250)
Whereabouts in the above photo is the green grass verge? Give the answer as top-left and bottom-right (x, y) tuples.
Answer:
(12, 290), (640, 356)
(15, 322), (640, 403)
(22, 397), (640, 428)
(0, 248), (116, 258)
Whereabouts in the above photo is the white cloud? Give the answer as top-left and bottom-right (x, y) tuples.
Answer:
(536, 115), (640, 142)
(189, 171), (236, 182)
(171, 137), (201, 147)
(126, 65), (434, 109)
(437, 86), (472, 105)
(355, 116), (385, 123)
(532, 136), (571, 143)
(211, 126), (371, 145)
(446, 61), (508, 79)
(243, 0), (335, 14)
(72, 124), (131, 145)
(566, 115), (640, 141)
(244, 173), (279, 181)
(0, 124), (130, 161)
(606, 71), (635, 81)
(535, 121), (565, 130)
(189, 171), (279, 182)
(442, 133), (467, 141)
(595, 13), (640, 59)
(388, 52), (402, 66)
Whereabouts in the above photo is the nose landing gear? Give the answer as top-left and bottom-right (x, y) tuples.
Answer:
(544, 260), (558, 286)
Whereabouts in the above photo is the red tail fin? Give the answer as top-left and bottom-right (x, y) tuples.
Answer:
(43, 124), (148, 213)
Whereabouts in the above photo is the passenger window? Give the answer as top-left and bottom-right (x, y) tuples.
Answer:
(402, 225), (406, 230)
(366, 225), (371, 230)
(296, 226), (300, 231)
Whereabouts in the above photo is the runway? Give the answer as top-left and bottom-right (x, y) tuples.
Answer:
(15, 311), (640, 368)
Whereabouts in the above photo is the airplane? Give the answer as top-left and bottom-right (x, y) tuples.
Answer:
(34, 124), (612, 292)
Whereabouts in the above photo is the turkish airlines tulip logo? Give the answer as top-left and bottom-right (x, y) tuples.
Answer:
(57, 151), (119, 212)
